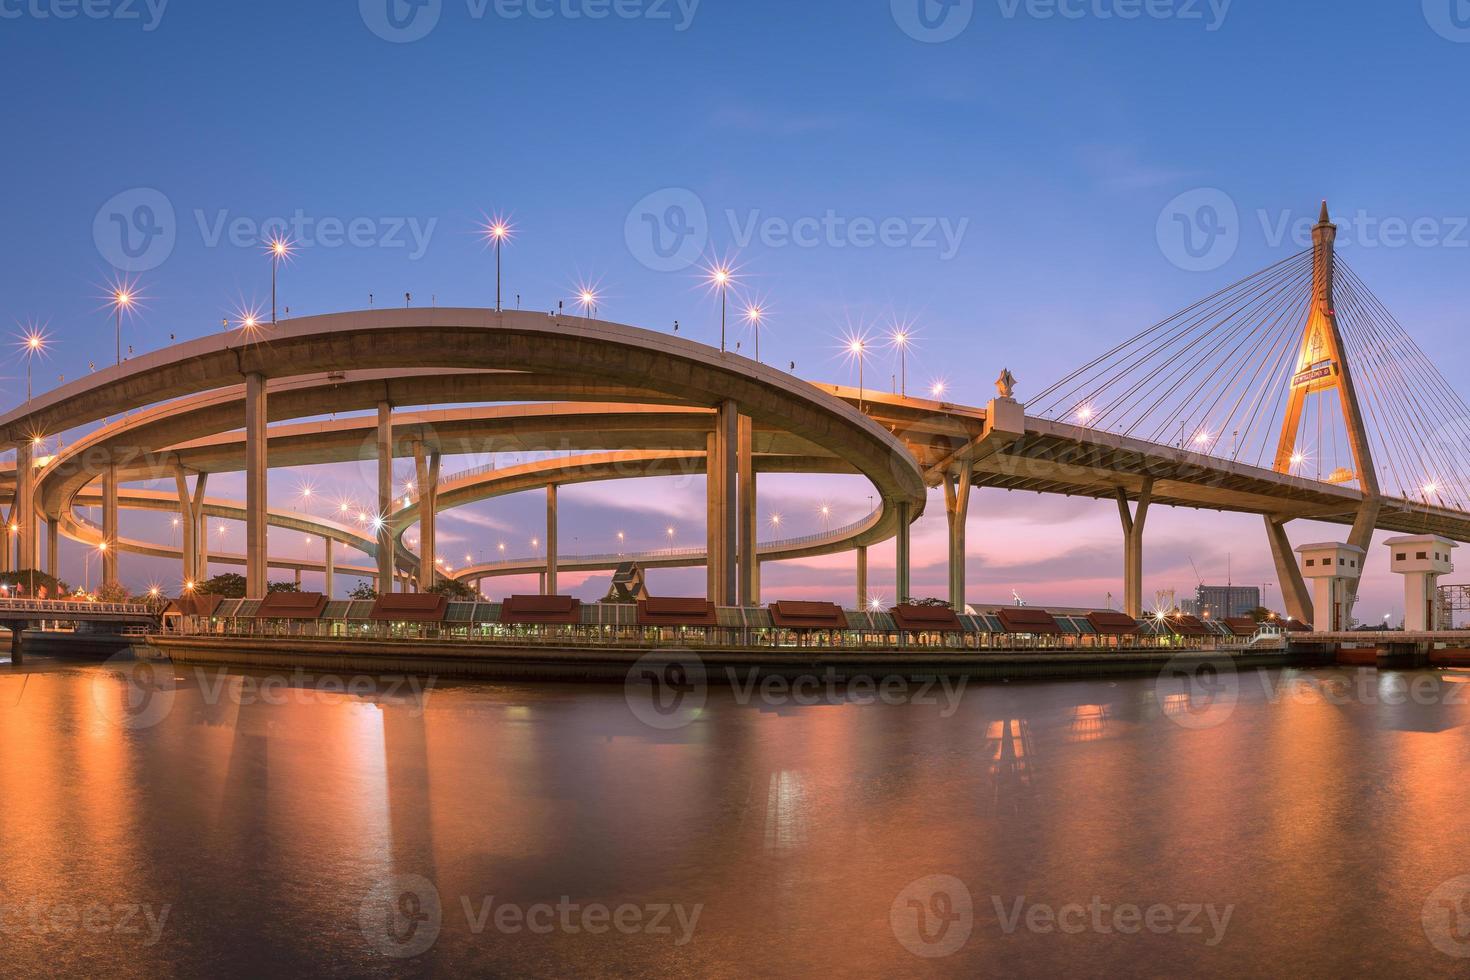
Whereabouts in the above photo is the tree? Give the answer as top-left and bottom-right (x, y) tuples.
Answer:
(908, 597), (952, 609)
(0, 570), (70, 598)
(267, 581), (301, 594)
(348, 581), (378, 601)
(96, 582), (130, 603)
(426, 578), (477, 600)
(197, 573), (247, 598)
(1247, 606), (1273, 623)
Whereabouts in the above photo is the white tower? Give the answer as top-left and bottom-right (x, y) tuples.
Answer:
(1384, 535), (1457, 632)
(1296, 542), (1366, 632)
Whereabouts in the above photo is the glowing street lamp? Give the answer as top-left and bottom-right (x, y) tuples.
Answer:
(20, 328), (47, 402)
(483, 217), (512, 312)
(888, 327), (912, 398)
(266, 236), (295, 324)
(577, 287), (599, 319)
(845, 334), (871, 411)
(742, 304), (767, 362)
(110, 286), (136, 366)
(704, 261), (737, 352)
(930, 379), (947, 399)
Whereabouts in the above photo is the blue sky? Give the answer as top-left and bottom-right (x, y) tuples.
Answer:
(3, 0), (1468, 615)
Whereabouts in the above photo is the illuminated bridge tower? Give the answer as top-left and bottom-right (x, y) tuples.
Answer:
(1268, 203), (1382, 626)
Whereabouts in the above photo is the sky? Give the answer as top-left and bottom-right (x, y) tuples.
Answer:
(2, 0), (1468, 618)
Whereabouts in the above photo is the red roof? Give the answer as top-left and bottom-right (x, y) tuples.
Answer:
(996, 607), (1062, 635)
(500, 595), (581, 625)
(769, 600), (849, 630)
(253, 592), (328, 620)
(369, 593), (449, 623)
(1223, 617), (1259, 637)
(170, 593), (223, 617)
(1282, 618), (1312, 632)
(1086, 611), (1141, 636)
(890, 604), (963, 632)
(637, 597), (718, 627)
(1165, 614), (1212, 637)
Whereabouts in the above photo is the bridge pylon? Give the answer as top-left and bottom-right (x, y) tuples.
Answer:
(1271, 202), (1382, 625)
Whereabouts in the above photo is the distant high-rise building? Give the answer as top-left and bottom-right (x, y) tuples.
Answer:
(1193, 584), (1261, 620)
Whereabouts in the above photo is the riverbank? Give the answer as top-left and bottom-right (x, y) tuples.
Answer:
(146, 634), (1312, 682)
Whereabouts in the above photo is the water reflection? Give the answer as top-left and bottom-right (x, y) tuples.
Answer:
(0, 661), (1468, 976)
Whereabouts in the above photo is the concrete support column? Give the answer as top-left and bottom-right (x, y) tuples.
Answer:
(413, 441), (441, 590)
(538, 571), (546, 595)
(323, 538), (335, 598)
(15, 442), (35, 572)
(102, 463), (120, 588)
(737, 415), (758, 607)
(376, 401), (395, 594)
(1265, 516), (1313, 625)
(704, 402), (739, 606)
(245, 373), (269, 599)
(943, 460), (974, 611)
(45, 517), (58, 579)
(0, 503), (10, 574)
(194, 473), (210, 582)
(173, 467), (196, 586)
(895, 501), (912, 605)
(545, 483), (558, 596)
(856, 545), (868, 610)
(294, 567), (302, 589)
(717, 402), (738, 605)
(1116, 479), (1154, 619)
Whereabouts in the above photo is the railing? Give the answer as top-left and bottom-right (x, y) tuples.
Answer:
(173, 617), (1258, 655)
(0, 599), (153, 616)
(457, 510), (881, 574)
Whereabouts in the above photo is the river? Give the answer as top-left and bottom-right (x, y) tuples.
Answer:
(1, 657), (1469, 977)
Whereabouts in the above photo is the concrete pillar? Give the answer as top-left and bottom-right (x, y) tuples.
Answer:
(703, 401), (738, 606)
(193, 473), (209, 582)
(1116, 479), (1153, 619)
(102, 463), (119, 588)
(856, 545), (868, 610)
(324, 538), (335, 599)
(245, 373), (268, 599)
(45, 517), (57, 579)
(413, 441), (440, 590)
(1265, 516), (1313, 625)
(895, 501), (912, 604)
(0, 502), (10, 575)
(376, 401), (395, 594)
(737, 415), (758, 607)
(173, 467), (196, 586)
(15, 442), (34, 572)
(538, 571), (546, 595)
(943, 461), (974, 611)
(545, 483), (558, 596)
(294, 567), (302, 589)
(1386, 536), (1457, 632)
